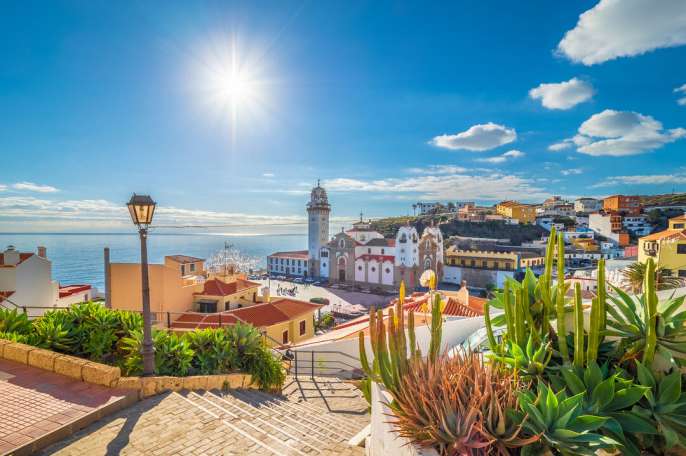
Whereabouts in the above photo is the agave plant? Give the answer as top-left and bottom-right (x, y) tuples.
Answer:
(391, 351), (537, 456)
(516, 382), (619, 455)
(489, 333), (552, 380)
(554, 362), (650, 456)
(605, 259), (686, 370)
(625, 361), (686, 452)
(0, 308), (31, 335)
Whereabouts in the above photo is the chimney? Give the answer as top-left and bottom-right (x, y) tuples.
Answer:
(3, 245), (20, 265)
(37, 246), (47, 258)
(457, 279), (469, 307)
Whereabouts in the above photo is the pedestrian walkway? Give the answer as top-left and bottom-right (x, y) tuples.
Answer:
(0, 359), (136, 456)
(41, 376), (370, 455)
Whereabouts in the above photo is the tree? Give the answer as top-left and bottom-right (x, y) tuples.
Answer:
(622, 261), (684, 293)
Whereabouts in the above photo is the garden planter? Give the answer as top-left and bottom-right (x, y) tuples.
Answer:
(366, 382), (438, 456)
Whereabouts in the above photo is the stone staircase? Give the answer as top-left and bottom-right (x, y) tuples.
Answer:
(178, 379), (368, 455)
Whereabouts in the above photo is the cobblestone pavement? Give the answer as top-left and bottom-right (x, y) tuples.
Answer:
(0, 359), (133, 456)
(41, 377), (369, 455)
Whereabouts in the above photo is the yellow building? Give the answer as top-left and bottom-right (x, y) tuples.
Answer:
(495, 200), (537, 224)
(108, 255), (207, 315)
(444, 246), (545, 270)
(571, 237), (600, 253)
(170, 298), (323, 347)
(638, 215), (686, 278)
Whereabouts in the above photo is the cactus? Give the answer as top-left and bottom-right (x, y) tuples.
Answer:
(359, 276), (443, 395)
(643, 258), (658, 366)
(484, 299), (498, 351)
(429, 292), (443, 363)
(573, 282), (585, 369)
(556, 232), (569, 364)
(587, 297), (600, 364)
(503, 281), (515, 339)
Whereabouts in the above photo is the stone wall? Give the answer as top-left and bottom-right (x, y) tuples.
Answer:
(0, 338), (255, 399)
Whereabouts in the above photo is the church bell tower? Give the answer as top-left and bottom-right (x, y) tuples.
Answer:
(307, 180), (331, 277)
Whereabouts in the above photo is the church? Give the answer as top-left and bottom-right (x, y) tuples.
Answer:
(267, 182), (444, 290)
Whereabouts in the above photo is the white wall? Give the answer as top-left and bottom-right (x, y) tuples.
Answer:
(290, 316), (485, 376)
(381, 261), (394, 286)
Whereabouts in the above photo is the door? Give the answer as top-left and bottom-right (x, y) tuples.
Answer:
(282, 330), (289, 345)
(339, 269), (346, 281)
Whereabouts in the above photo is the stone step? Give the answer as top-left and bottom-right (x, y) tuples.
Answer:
(219, 389), (342, 445)
(244, 389), (363, 436)
(178, 391), (294, 456)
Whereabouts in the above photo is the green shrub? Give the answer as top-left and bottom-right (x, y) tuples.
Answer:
(0, 302), (284, 391)
(0, 308), (31, 334)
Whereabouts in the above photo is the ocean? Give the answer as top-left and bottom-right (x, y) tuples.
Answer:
(0, 232), (307, 291)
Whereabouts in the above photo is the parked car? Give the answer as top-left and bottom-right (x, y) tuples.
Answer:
(312, 281), (321, 286)
(304, 278), (315, 284)
(293, 278), (303, 284)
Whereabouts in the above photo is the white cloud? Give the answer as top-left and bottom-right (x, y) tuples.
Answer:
(324, 168), (548, 202)
(529, 78), (594, 110)
(548, 134), (592, 151)
(675, 83), (686, 106)
(557, 0), (686, 65)
(12, 182), (59, 193)
(552, 109), (685, 157)
(476, 149), (525, 164)
(561, 168), (583, 176)
(0, 196), (306, 229)
(0, 185), (6, 192)
(406, 165), (468, 175)
(594, 174), (686, 187)
(430, 122), (517, 151)
(262, 173), (275, 178)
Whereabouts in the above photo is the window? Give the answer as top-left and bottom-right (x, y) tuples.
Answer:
(282, 330), (289, 344)
(674, 223), (685, 229)
(679, 270), (686, 278)
(371, 267), (376, 272)
(181, 264), (186, 275)
(190, 263), (196, 272)
(358, 265), (362, 271)
(493, 261), (499, 270)
(321, 250), (328, 258)
(385, 268), (390, 274)
(678, 244), (686, 254)
(470, 259), (476, 267)
(381, 249), (385, 254)
(299, 320), (306, 336)
(368, 248), (371, 254)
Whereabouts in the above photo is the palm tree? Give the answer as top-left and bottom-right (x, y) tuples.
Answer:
(622, 261), (684, 293)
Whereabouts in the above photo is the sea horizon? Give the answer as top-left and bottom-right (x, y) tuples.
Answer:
(0, 232), (308, 291)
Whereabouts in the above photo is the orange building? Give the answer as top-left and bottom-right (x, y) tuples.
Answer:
(603, 195), (641, 216)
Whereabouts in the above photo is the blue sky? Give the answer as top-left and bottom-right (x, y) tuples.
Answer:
(1, 0), (685, 232)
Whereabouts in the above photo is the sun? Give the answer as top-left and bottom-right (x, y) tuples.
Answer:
(191, 34), (272, 141)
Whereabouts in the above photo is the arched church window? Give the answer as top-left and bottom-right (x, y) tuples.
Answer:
(400, 233), (407, 243)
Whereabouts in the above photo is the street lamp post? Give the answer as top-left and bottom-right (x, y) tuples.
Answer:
(127, 194), (157, 376)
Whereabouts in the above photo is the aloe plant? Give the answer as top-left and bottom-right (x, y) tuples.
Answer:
(0, 308), (31, 335)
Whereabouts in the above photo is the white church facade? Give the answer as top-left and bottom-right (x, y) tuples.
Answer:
(267, 183), (444, 290)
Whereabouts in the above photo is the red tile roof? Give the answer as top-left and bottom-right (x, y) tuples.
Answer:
(195, 278), (260, 297)
(268, 250), (309, 259)
(395, 292), (486, 318)
(58, 284), (92, 298)
(169, 298), (324, 331)
(0, 291), (15, 302)
(0, 253), (34, 267)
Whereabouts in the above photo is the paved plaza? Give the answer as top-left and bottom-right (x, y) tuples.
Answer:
(0, 359), (135, 456)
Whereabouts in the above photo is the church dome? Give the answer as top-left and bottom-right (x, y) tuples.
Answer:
(308, 181), (330, 209)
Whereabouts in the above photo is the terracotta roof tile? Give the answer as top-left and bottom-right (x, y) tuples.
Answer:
(166, 255), (204, 264)
(641, 229), (686, 242)
(268, 250), (309, 259)
(196, 278), (260, 297)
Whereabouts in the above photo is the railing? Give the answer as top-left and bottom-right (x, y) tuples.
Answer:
(288, 349), (362, 379)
